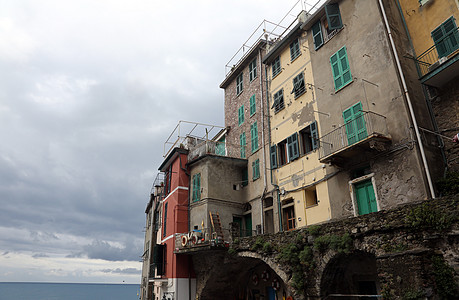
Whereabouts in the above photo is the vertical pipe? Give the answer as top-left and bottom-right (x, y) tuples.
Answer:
(259, 47), (266, 234)
(377, 0), (436, 199)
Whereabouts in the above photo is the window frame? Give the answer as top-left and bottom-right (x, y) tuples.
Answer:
(249, 58), (257, 82)
(236, 72), (243, 95)
(272, 89), (285, 113)
(238, 105), (244, 126)
(272, 56), (281, 78)
(292, 72), (306, 98)
(290, 38), (301, 61)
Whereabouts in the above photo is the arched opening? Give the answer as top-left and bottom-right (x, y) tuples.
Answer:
(320, 251), (380, 299)
(198, 254), (290, 300)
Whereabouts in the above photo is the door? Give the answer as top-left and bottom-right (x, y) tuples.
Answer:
(244, 214), (252, 237)
(343, 102), (367, 145)
(233, 216), (243, 237)
(266, 287), (276, 300)
(355, 179), (377, 215)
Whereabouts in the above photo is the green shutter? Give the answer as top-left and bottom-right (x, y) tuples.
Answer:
(270, 145), (277, 169)
(338, 47), (352, 86)
(192, 173), (201, 202)
(312, 21), (323, 50)
(251, 122), (258, 152)
(325, 3), (343, 30)
(250, 94), (256, 116)
(252, 159), (260, 180)
(330, 52), (342, 90)
(287, 133), (299, 161)
(330, 46), (352, 91)
(215, 136), (225, 156)
(310, 121), (319, 149)
(240, 132), (246, 158)
(343, 102), (366, 145)
(238, 105), (244, 126)
(432, 17), (459, 58)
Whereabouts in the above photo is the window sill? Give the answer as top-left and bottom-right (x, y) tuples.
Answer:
(306, 204), (319, 209)
(334, 79), (353, 94)
(272, 70), (282, 80)
(294, 89), (306, 99)
(249, 75), (258, 83)
(291, 52), (302, 63)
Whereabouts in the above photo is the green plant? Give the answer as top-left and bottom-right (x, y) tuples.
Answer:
(406, 202), (455, 231)
(298, 246), (314, 270)
(291, 270), (305, 290)
(233, 238), (240, 245)
(432, 256), (458, 299)
(262, 241), (272, 253)
(251, 236), (264, 251)
(382, 242), (408, 253)
(307, 225), (321, 237)
(313, 234), (353, 253)
(402, 290), (424, 300)
(278, 242), (300, 265)
(228, 247), (237, 256)
(436, 171), (459, 196)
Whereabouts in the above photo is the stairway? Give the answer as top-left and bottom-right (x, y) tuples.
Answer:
(209, 211), (224, 240)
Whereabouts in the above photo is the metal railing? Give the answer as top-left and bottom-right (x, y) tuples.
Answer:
(318, 111), (390, 160)
(187, 139), (244, 161)
(174, 228), (232, 252)
(414, 27), (459, 77)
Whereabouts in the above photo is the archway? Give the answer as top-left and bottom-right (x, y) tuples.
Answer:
(320, 251), (380, 299)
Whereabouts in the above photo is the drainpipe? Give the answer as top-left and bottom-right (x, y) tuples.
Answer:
(145, 197), (155, 300)
(264, 58), (283, 232)
(377, 0), (436, 199)
(259, 48), (266, 234)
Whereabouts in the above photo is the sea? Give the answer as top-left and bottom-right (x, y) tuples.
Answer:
(0, 282), (140, 300)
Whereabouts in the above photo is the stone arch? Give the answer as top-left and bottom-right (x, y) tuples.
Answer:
(320, 251), (380, 298)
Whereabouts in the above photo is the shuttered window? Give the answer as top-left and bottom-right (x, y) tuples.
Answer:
(270, 145), (277, 169)
(343, 102), (367, 145)
(272, 56), (281, 77)
(272, 89), (285, 113)
(163, 203), (168, 237)
(236, 73), (243, 95)
(330, 46), (352, 91)
(312, 21), (323, 50)
(325, 3), (343, 30)
(290, 38), (301, 61)
(252, 159), (260, 180)
(287, 133), (299, 161)
(432, 17), (459, 58)
(238, 105), (244, 126)
(250, 94), (256, 116)
(251, 122), (259, 153)
(292, 72), (306, 98)
(249, 58), (257, 81)
(240, 132), (246, 158)
(192, 173), (201, 202)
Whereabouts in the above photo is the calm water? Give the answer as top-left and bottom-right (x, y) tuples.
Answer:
(0, 282), (140, 300)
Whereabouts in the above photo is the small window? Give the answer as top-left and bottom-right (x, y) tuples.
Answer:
(249, 58), (257, 81)
(272, 89), (285, 113)
(163, 203), (168, 237)
(330, 46), (352, 91)
(270, 145), (277, 169)
(251, 122), (259, 153)
(236, 73), (243, 95)
(312, 21), (324, 50)
(238, 105), (244, 126)
(252, 159), (260, 180)
(305, 187), (318, 207)
(283, 204), (296, 231)
(292, 72), (306, 98)
(278, 140), (287, 167)
(312, 4), (342, 51)
(272, 56), (281, 77)
(290, 38), (301, 61)
(431, 17), (459, 58)
(249, 94), (256, 116)
(240, 132), (246, 158)
(192, 173), (201, 202)
(325, 3), (343, 30)
(299, 121), (319, 155)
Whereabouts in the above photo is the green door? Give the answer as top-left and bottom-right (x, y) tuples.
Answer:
(215, 136), (225, 156)
(355, 179), (377, 215)
(244, 214), (252, 237)
(343, 102), (367, 145)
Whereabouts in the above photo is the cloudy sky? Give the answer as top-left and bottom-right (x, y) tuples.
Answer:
(0, 0), (316, 284)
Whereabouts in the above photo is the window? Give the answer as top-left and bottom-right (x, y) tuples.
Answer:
(282, 199), (296, 231)
(250, 122), (258, 153)
(325, 3), (343, 30)
(163, 202), (168, 237)
(312, 21), (324, 50)
(215, 136), (226, 156)
(192, 173), (201, 202)
(330, 46), (352, 91)
(240, 132), (246, 158)
(292, 72), (306, 98)
(272, 56), (281, 77)
(249, 58), (257, 81)
(164, 165), (172, 196)
(236, 73), (243, 95)
(287, 133), (299, 161)
(270, 145), (277, 169)
(278, 140), (287, 167)
(431, 17), (459, 58)
(299, 121), (319, 154)
(305, 187), (318, 207)
(290, 38), (301, 60)
(238, 105), (244, 126)
(312, 4), (343, 50)
(242, 168), (248, 186)
(343, 102), (367, 145)
(252, 159), (260, 180)
(249, 94), (256, 116)
(272, 89), (285, 113)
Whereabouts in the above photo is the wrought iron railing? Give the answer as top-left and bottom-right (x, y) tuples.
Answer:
(414, 27), (459, 78)
(187, 139), (244, 161)
(318, 111), (389, 160)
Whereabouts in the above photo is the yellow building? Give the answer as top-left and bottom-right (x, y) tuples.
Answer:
(398, 0), (459, 170)
(262, 12), (335, 230)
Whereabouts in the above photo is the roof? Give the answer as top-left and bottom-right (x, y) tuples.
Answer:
(158, 147), (188, 172)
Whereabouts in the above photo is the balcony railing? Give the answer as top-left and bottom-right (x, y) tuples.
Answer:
(174, 228), (231, 253)
(319, 111), (390, 161)
(414, 27), (459, 78)
(187, 139), (243, 161)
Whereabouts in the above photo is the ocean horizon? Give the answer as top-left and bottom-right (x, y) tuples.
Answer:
(0, 282), (140, 300)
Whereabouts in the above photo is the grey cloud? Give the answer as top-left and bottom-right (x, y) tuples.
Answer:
(32, 253), (49, 258)
(83, 239), (141, 262)
(100, 268), (140, 275)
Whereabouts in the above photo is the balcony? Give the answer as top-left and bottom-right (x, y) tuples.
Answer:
(174, 228), (231, 254)
(319, 111), (391, 164)
(414, 27), (459, 87)
(187, 139), (243, 162)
